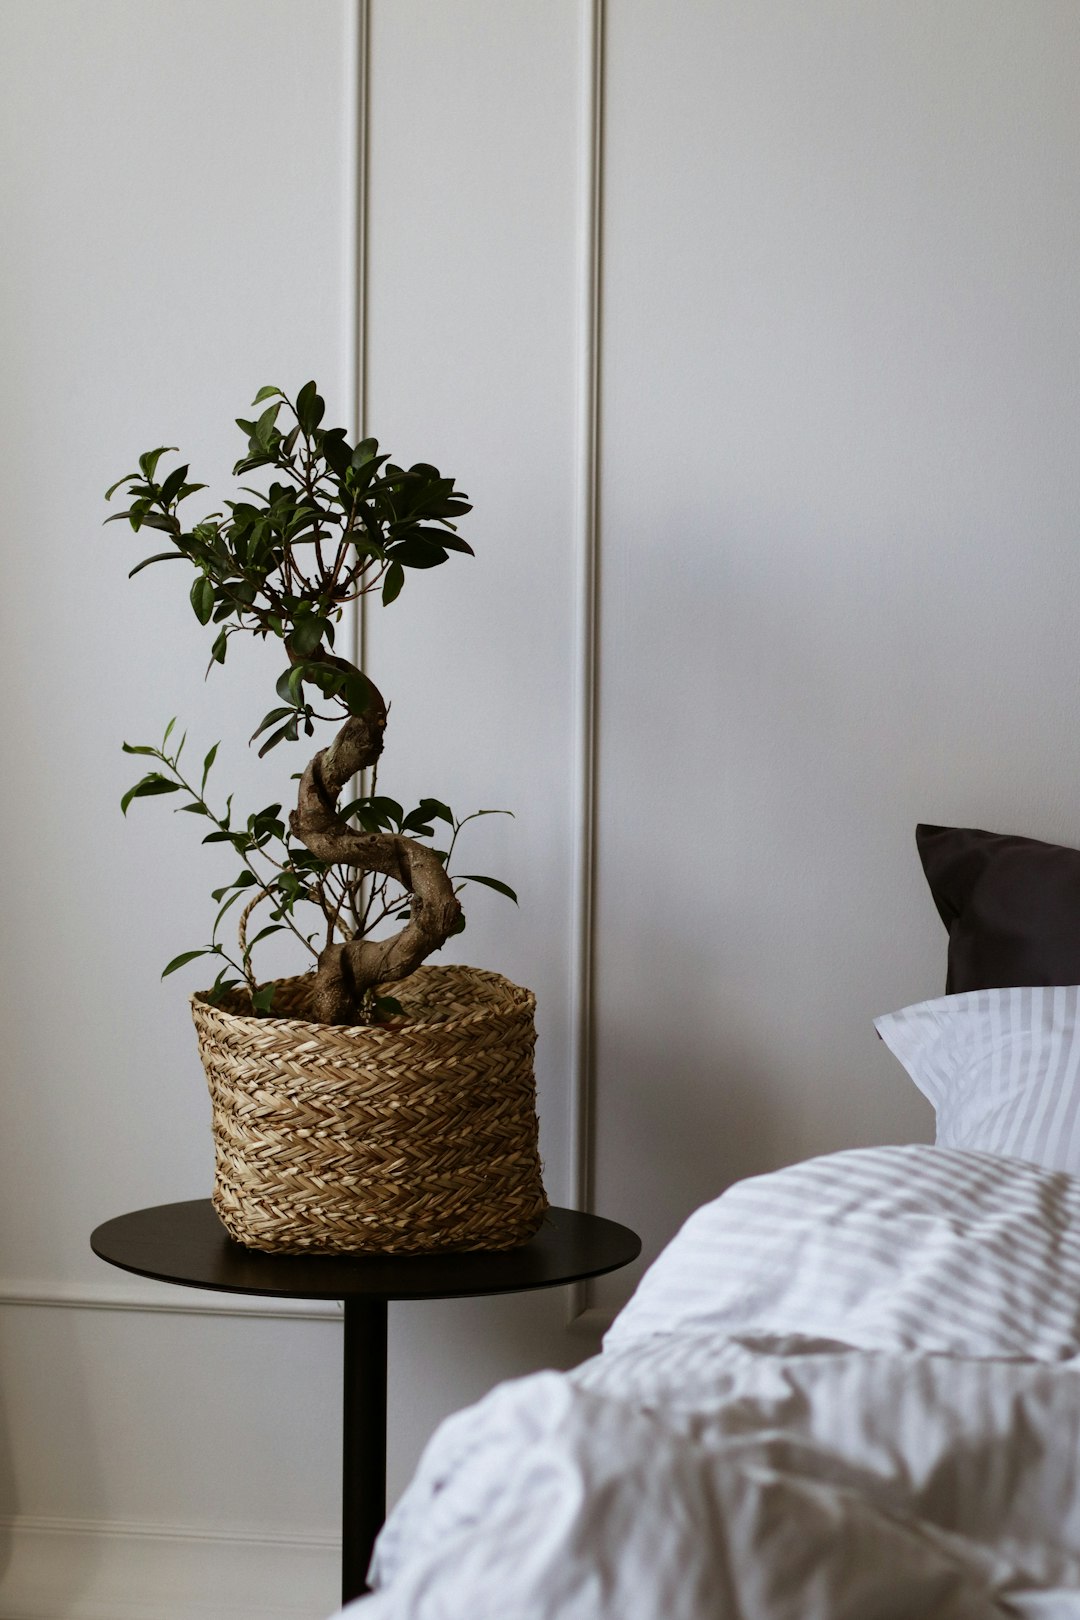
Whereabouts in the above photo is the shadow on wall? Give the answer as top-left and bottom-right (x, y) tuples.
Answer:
(593, 1018), (792, 1307)
(385, 1282), (601, 1508)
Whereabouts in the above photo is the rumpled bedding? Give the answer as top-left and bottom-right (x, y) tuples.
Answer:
(343, 1145), (1080, 1619)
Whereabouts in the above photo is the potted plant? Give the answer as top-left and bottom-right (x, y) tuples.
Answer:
(106, 382), (547, 1255)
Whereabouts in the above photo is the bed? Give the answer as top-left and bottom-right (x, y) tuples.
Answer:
(338, 823), (1080, 1619)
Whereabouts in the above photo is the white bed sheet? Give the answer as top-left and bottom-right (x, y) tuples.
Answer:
(343, 1145), (1080, 1620)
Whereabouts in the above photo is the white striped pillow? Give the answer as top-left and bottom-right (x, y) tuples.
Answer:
(604, 1143), (1080, 1359)
(875, 986), (1080, 1171)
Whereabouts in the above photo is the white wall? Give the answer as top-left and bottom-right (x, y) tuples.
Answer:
(591, 0), (1080, 1301)
(3, 2), (1080, 1615)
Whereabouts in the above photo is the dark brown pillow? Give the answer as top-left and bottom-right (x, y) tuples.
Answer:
(917, 823), (1080, 993)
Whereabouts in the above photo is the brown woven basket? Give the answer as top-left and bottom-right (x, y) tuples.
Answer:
(190, 964), (547, 1255)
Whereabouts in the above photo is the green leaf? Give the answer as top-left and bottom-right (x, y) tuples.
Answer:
(231, 453), (275, 476)
(251, 706), (293, 743)
(190, 576), (215, 624)
(348, 532), (387, 564)
(158, 464), (190, 507)
(104, 472), (138, 501)
(128, 551), (185, 578)
(295, 380), (324, 435)
(456, 873), (519, 903)
(251, 982), (277, 1014)
(138, 446), (178, 482)
(161, 948), (210, 979)
(201, 742), (218, 793)
(258, 720), (296, 757)
(382, 561), (404, 605)
(205, 975), (242, 1006)
(409, 523), (472, 549)
(176, 801), (211, 815)
(287, 616), (329, 657)
(210, 627), (228, 664)
(321, 428), (351, 478)
(121, 776), (181, 815)
(211, 889), (245, 934)
(244, 923), (286, 953)
(254, 402), (281, 447)
(251, 385), (283, 405)
(417, 798), (454, 825)
(369, 796), (404, 826)
(248, 803), (284, 840)
(210, 870), (259, 904)
(121, 742), (159, 756)
(370, 993), (405, 1024)
(338, 667), (371, 715)
(349, 804), (387, 833)
(389, 538), (447, 569)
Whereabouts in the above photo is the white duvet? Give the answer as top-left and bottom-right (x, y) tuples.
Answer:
(344, 1146), (1080, 1619)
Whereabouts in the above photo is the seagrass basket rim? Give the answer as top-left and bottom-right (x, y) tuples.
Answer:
(190, 962), (535, 1038)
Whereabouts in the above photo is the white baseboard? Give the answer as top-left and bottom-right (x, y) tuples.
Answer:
(0, 1515), (340, 1620)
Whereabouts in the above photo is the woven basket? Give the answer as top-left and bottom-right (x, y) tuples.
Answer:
(190, 964), (547, 1255)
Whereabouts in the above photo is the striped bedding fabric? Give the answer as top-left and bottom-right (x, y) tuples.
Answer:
(876, 986), (1080, 1171)
(348, 1145), (1080, 1620)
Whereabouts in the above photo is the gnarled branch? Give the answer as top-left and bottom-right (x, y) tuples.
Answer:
(288, 673), (461, 1023)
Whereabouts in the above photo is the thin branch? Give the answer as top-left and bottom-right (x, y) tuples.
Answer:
(158, 752), (317, 961)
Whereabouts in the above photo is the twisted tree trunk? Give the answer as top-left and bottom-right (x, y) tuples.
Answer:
(289, 672), (462, 1023)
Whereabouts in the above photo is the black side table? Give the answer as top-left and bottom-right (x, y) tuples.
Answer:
(91, 1201), (640, 1605)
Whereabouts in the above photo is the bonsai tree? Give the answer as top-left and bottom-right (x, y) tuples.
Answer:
(106, 382), (514, 1025)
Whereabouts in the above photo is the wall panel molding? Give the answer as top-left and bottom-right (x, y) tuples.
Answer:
(0, 1514), (337, 1620)
(569, 0), (605, 1213)
(345, 0), (368, 446)
(347, 0), (370, 694)
(0, 1280), (340, 1322)
(567, 0), (605, 1321)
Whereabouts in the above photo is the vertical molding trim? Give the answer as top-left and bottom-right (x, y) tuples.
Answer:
(344, 3), (607, 1327)
(567, 0), (605, 1323)
(346, 0), (370, 687)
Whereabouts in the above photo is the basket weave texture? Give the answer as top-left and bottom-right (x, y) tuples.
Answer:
(190, 964), (547, 1255)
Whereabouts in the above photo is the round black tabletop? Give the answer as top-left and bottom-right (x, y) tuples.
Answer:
(90, 1200), (641, 1302)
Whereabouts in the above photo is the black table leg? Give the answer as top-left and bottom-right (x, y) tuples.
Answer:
(341, 1296), (388, 1605)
